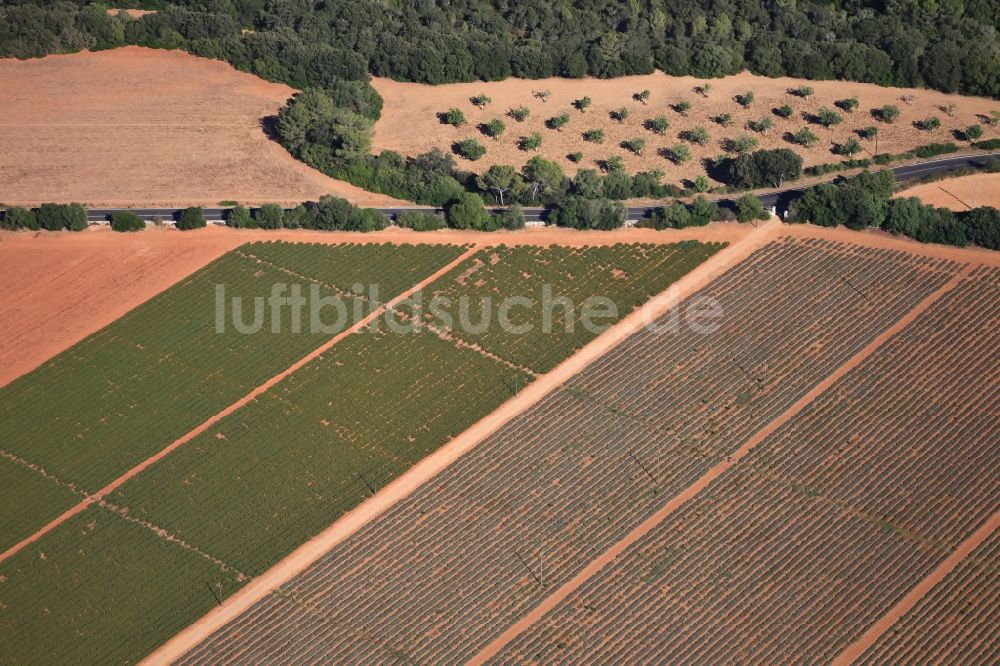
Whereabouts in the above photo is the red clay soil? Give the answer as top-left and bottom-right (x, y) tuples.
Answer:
(0, 46), (404, 208)
(832, 510), (1000, 665)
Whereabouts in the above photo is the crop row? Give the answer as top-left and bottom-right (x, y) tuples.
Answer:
(0, 242), (718, 664)
(0, 242), (465, 552)
(424, 242), (723, 372)
(497, 266), (999, 664)
(859, 529), (1000, 665)
(177, 237), (963, 665)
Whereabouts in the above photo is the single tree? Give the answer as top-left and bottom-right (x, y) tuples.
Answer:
(567, 151), (584, 163)
(834, 137), (863, 156)
(583, 128), (605, 143)
(775, 104), (794, 118)
(943, 102), (957, 116)
(736, 194), (769, 223)
(726, 134), (759, 154)
(483, 117), (506, 140)
(255, 203), (284, 229)
(610, 107), (630, 123)
(573, 96), (592, 113)
(682, 125), (710, 145)
(471, 94), (492, 109)
(546, 113), (570, 131)
(748, 117), (774, 134)
(176, 206), (206, 230)
(533, 89), (552, 103)
(816, 107), (843, 129)
(110, 211), (145, 232)
(522, 156), (565, 200)
(623, 137), (647, 155)
(791, 85), (814, 98)
(859, 125), (879, 140)
(694, 83), (712, 97)
(835, 97), (859, 113)
(900, 94), (916, 106)
(792, 127), (819, 146)
(455, 138), (487, 160)
(878, 104), (900, 123)
(645, 115), (670, 134)
(666, 143), (691, 163)
(602, 155), (626, 173)
(440, 108), (467, 126)
(446, 192), (493, 230)
(672, 99), (692, 115)
(518, 132), (542, 151)
(634, 89), (652, 105)
(508, 106), (530, 122)
(985, 110), (1000, 126)
(964, 124), (984, 142)
(915, 116), (941, 131)
(715, 112), (733, 127)
(477, 164), (519, 205)
(736, 91), (755, 108)
(693, 175), (711, 192)
(225, 205), (252, 229)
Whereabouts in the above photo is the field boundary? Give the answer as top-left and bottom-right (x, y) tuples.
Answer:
(831, 509), (1000, 665)
(0, 245), (478, 566)
(465, 260), (974, 665)
(142, 218), (783, 665)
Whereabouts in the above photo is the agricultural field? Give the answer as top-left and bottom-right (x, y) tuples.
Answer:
(0, 242), (466, 551)
(859, 530), (1000, 665)
(899, 172), (1000, 211)
(0, 47), (402, 208)
(0, 241), (718, 664)
(494, 266), (999, 664)
(423, 242), (722, 372)
(373, 72), (1000, 185)
(175, 237), (971, 664)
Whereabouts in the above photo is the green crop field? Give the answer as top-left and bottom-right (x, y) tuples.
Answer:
(0, 506), (244, 665)
(0, 242), (466, 552)
(0, 458), (81, 550)
(424, 242), (724, 371)
(0, 241), (720, 664)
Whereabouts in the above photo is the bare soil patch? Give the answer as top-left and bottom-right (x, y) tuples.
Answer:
(106, 8), (156, 18)
(0, 46), (404, 207)
(897, 172), (1000, 211)
(372, 72), (999, 187)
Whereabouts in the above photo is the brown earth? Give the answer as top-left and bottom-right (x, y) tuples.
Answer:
(897, 172), (1000, 211)
(372, 72), (1000, 187)
(0, 46), (404, 208)
(106, 8), (156, 18)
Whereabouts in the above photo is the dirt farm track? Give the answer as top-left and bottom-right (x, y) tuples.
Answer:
(0, 47), (403, 208)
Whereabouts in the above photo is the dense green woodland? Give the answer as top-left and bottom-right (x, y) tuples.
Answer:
(2, 1), (999, 96)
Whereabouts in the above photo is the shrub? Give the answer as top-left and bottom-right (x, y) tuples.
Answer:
(582, 128), (605, 143)
(735, 194), (769, 223)
(471, 94), (491, 109)
(634, 89), (651, 104)
(440, 108), (467, 126)
(498, 204), (526, 230)
(610, 107), (629, 123)
(225, 205), (253, 228)
(724, 134), (759, 154)
(482, 117), (506, 139)
(664, 143), (691, 164)
(546, 113), (570, 131)
(816, 107), (843, 128)
(508, 106), (529, 122)
(859, 125), (879, 140)
(748, 117), (774, 134)
(622, 137), (646, 155)
(914, 142), (958, 158)
(548, 197), (625, 230)
(877, 104), (900, 123)
(714, 112), (733, 126)
(446, 192), (494, 230)
(963, 124), (984, 141)
(672, 100), (692, 115)
(254, 204), (284, 229)
(110, 211), (145, 232)
(518, 132), (542, 151)
(455, 138), (486, 160)
(736, 91), (754, 108)
(974, 138), (1000, 150)
(573, 97), (591, 112)
(833, 137), (863, 156)
(792, 127), (819, 146)
(915, 116), (941, 131)
(835, 97), (859, 112)
(645, 116), (670, 134)
(681, 126), (710, 145)
(790, 85), (814, 98)
(176, 206), (206, 230)
(37, 203), (87, 231)
(396, 211), (445, 231)
(1, 206), (38, 230)
(774, 105), (794, 118)
(567, 151), (583, 163)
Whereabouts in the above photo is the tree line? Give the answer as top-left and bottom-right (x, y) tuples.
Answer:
(787, 170), (1000, 250)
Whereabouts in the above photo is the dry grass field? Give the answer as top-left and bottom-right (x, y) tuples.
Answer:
(899, 173), (1000, 211)
(372, 72), (1000, 185)
(0, 46), (404, 207)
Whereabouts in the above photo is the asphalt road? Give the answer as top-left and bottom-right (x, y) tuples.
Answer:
(84, 152), (1000, 224)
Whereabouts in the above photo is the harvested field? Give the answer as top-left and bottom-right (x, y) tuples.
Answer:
(858, 529), (1000, 665)
(898, 172), (1000, 211)
(494, 266), (999, 664)
(0, 242), (717, 664)
(0, 242), (465, 552)
(176, 237), (969, 665)
(372, 72), (1000, 185)
(0, 46), (403, 207)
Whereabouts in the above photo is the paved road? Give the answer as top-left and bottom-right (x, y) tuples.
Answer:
(85, 152), (1000, 224)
